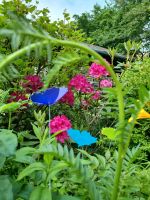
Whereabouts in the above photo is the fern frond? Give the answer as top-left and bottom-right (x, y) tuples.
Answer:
(0, 89), (9, 103)
(37, 143), (100, 200)
(0, 15), (50, 48)
(44, 52), (84, 88)
(123, 146), (140, 169)
(0, 54), (19, 83)
(0, 41), (49, 82)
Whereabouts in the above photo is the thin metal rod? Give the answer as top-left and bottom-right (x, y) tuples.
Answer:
(49, 105), (51, 138)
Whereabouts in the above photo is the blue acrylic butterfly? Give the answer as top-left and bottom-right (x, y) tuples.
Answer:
(67, 128), (97, 147)
(30, 87), (68, 105)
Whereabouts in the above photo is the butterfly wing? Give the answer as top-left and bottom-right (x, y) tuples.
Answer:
(67, 129), (81, 144)
(43, 87), (59, 105)
(67, 129), (97, 147)
(30, 87), (67, 105)
(55, 87), (68, 102)
(30, 92), (47, 105)
(81, 131), (97, 146)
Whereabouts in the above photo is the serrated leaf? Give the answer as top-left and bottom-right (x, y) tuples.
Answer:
(44, 52), (82, 88)
(57, 143), (64, 157)
(48, 161), (68, 179)
(17, 162), (46, 181)
(101, 127), (120, 140)
(15, 147), (36, 164)
(31, 123), (42, 141)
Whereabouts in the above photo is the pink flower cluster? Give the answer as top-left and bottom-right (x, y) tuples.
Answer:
(8, 75), (44, 108)
(68, 74), (94, 94)
(99, 79), (113, 88)
(22, 75), (43, 93)
(60, 89), (74, 106)
(88, 63), (109, 78)
(49, 115), (72, 143)
(59, 74), (102, 107)
(92, 91), (101, 100)
(8, 91), (28, 103)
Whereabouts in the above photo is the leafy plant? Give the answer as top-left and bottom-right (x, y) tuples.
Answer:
(0, 13), (150, 200)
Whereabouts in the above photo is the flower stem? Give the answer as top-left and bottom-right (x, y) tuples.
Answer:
(111, 145), (124, 200)
(8, 112), (11, 129)
(48, 105), (51, 138)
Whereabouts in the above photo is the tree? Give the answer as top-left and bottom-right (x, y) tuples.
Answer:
(74, 0), (150, 52)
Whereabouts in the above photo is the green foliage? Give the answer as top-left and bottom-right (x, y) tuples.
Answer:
(102, 127), (120, 140)
(0, 175), (13, 200)
(0, 102), (25, 113)
(131, 120), (150, 160)
(29, 186), (52, 200)
(74, 0), (150, 51)
(0, 2), (150, 199)
(121, 57), (150, 97)
(44, 52), (86, 88)
(0, 129), (17, 157)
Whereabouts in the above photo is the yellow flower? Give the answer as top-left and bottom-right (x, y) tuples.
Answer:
(128, 109), (150, 123)
(137, 109), (150, 119)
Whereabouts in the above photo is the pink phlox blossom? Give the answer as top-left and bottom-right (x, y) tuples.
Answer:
(59, 89), (74, 106)
(68, 74), (94, 94)
(22, 75), (43, 93)
(49, 115), (72, 143)
(92, 91), (101, 100)
(99, 79), (113, 88)
(89, 63), (109, 78)
(81, 100), (90, 109)
(8, 91), (28, 107)
(8, 91), (28, 102)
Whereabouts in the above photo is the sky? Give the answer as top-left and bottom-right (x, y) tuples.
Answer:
(0, 0), (108, 21)
(36, 0), (107, 21)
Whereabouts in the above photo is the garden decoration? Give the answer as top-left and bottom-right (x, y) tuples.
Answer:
(30, 87), (68, 106)
(67, 128), (97, 147)
(30, 87), (68, 138)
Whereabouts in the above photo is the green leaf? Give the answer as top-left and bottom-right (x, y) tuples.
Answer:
(17, 162), (46, 181)
(44, 52), (82, 88)
(31, 123), (42, 141)
(0, 129), (18, 156)
(47, 161), (68, 179)
(101, 127), (120, 140)
(0, 102), (22, 113)
(0, 176), (13, 200)
(0, 155), (6, 169)
(29, 186), (52, 200)
(16, 183), (34, 200)
(43, 153), (54, 165)
(15, 147), (36, 164)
